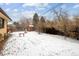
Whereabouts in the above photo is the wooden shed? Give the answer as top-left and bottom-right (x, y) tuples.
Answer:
(0, 8), (12, 41)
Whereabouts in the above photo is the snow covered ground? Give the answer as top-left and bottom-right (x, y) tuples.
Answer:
(1, 31), (79, 56)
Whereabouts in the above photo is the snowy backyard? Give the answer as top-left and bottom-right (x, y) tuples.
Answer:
(1, 31), (79, 56)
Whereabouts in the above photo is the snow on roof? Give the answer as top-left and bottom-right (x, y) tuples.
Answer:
(29, 24), (34, 27)
(8, 21), (13, 25)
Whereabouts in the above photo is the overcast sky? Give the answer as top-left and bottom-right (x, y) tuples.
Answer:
(0, 3), (79, 21)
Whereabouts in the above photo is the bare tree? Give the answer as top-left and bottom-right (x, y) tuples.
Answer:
(73, 15), (79, 39)
(19, 17), (30, 29)
(53, 8), (69, 37)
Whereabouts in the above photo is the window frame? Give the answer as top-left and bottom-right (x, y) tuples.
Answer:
(0, 17), (4, 28)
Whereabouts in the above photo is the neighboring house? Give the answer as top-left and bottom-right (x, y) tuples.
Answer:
(0, 8), (12, 41)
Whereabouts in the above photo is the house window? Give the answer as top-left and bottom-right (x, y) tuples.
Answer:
(0, 18), (4, 28)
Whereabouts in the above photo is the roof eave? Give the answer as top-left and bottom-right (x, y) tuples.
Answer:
(0, 8), (12, 21)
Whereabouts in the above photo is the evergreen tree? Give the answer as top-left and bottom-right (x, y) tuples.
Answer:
(33, 13), (39, 30)
(40, 16), (45, 23)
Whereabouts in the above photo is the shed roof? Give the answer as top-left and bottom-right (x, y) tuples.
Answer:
(29, 24), (34, 27)
(0, 8), (12, 21)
